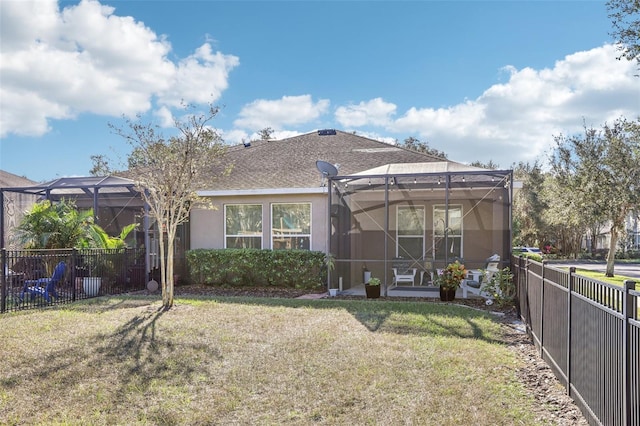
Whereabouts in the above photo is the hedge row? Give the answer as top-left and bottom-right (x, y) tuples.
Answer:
(186, 248), (327, 290)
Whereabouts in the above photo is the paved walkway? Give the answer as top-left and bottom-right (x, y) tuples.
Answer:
(296, 293), (328, 300)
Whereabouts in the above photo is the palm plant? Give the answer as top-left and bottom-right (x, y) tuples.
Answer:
(14, 199), (94, 249)
(81, 223), (138, 249)
(14, 199), (137, 249)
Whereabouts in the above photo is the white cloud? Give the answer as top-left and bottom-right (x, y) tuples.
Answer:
(0, 87), (73, 137)
(335, 98), (397, 127)
(270, 130), (303, 140)
(220, 128), (249, 145)
(385, 44), (639, 167)
(346, 130), (398, 145)
(0, 0), (238, 138)
(158, 43), (239, 108)
(153, 106), (174, 128)
(234, 95), (330, 130)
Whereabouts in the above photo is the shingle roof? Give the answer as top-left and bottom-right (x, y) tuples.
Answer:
(212, 130), (459, 191)
(0, 170), (36, 188)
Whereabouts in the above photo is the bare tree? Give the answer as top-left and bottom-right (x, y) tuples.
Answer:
(110, 104), (231, 308)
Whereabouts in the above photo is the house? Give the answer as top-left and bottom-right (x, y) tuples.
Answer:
(584, 213), (640, 255)
(190, 130), (513, 292)
(0, 170), (38, 250)
(1, 130), (513, 293)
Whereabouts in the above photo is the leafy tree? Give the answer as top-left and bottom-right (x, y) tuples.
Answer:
(511, 161), (548, 248)
(470, 159), (500, 170)
(607, 0), (640, 70)
(89, 155), (113, 176)
(550, 117), (640, 275)
(400, 136), (448, 159)
(110, 104), (231, 308)
(258, 127), (274, 140)
(541, 174), (590, 257)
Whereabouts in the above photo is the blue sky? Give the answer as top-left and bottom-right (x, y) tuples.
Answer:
(1, 0), (638, 182)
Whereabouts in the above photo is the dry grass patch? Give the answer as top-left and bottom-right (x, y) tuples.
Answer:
(1, 296), (542, 425)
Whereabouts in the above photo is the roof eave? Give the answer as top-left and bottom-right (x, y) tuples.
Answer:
(197, 187), (328, 197)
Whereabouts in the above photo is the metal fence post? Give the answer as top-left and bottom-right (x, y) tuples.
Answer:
(567, 266), (575, 395)
(521, 255), (528, 325)
(1, 249), (6, 313)
(71, 249), (77, 302)
(514, 255), (522, 318)
(622, 279), (636, 426)
(540, 259), (546, 358)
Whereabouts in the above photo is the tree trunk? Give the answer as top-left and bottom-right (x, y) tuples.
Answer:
(158, 226), (168, 307)
(606, 224), (618, 277)
(165, 232), (174, 308)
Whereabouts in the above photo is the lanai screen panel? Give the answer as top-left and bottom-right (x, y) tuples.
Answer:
(329, 170), (512, 290)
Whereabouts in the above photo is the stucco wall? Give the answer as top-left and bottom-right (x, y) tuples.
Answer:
(190, 193), (329, 252)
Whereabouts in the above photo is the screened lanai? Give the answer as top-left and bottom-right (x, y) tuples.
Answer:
(1, 175), (196, 294)
(327, 163), (513, 296)
(0, 176), (147, 250)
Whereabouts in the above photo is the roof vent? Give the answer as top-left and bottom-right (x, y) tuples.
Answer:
(318, 129), (337, 136)
(243, 141), (251, 148)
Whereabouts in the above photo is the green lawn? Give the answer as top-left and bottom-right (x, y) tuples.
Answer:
(574, 269), (638, 287)
(1, 296), (546, 425)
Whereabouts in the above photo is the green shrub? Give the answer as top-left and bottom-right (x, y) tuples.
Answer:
(483, 267), (516, 307)
(186, 249), (326, 290)
(616, 249), (640, 260)
(513, 252), (543, 262)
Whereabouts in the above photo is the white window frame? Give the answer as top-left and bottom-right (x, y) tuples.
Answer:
(271, 202), (312, 250)
(224, 204), (263, 249)
(396, 205), (425, 260)
(433, 205), (463, 260)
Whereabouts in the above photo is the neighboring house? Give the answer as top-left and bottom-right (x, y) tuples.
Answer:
(584, 213), (640, 254)
(0, 175), (146, 247)
(0, 170), (38, 250)
(0, 175), (152, 268)
(191, 130), (513, 291)
(625, 214), (640, 251)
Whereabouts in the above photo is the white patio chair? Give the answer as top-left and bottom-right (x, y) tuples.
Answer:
(461, 254), (500, 303)
(391, 258), (417, 287)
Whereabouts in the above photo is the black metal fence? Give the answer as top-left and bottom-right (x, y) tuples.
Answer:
(1, 248), (147, 313)
(513, 256), (639, 426)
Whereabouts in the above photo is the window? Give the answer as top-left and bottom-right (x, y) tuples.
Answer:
(225, 204), (262, 249)
(397, 206), (425, 260)
(271, 203), (311, 250)
(433, 205), (462, 260)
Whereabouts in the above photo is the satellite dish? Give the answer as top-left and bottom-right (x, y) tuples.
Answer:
(316, 160), (338, 187)
(316, 160), (338, 177)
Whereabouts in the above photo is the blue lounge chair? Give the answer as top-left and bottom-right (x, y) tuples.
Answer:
(20, 261), (66, 303)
